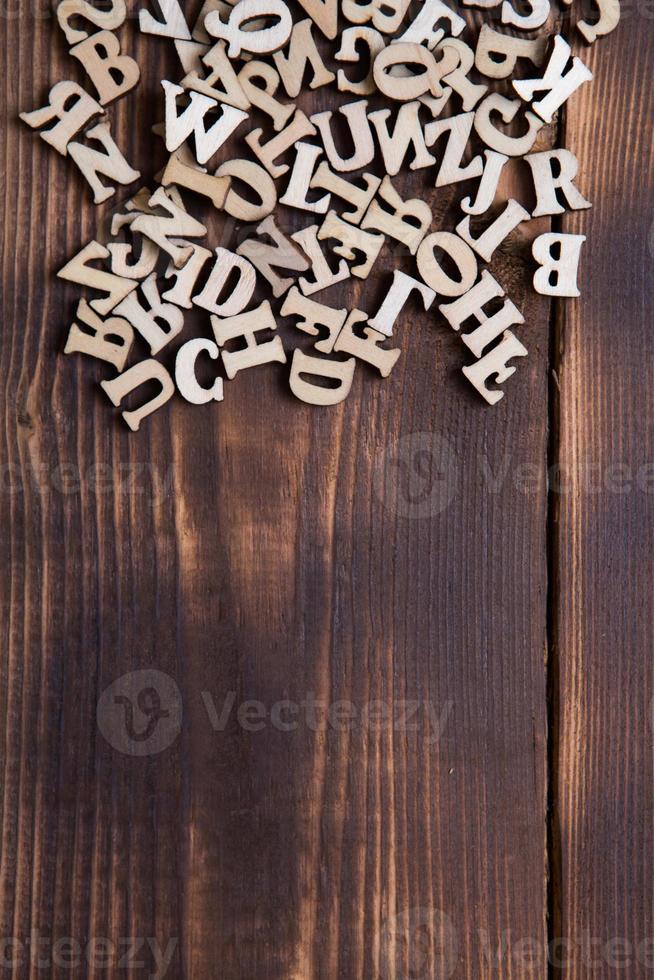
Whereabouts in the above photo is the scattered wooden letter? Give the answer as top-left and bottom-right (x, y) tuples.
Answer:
(175, 338), (224, 403)
(318, 211), (385, 279)
(215, 158), (278, 219)
(57, 0), (127, 45)
(20, 81), (103, 156)
(194, 248), (257, 315)
(361, 176), (432, 255)
(416, 232), (479, 297)
(245, 110), (316, 179)
(237, 215), (310, 297)
(462, 332), (528, 405)
(101, 359), (176, 430)
(524, 149), (592, 217)
(291, 225), (351, 295)
(368, 270), (436, 337)
(289, 349), (355, 405)
(64, 299), (134, 370)
(68, 122), (140, 203)
(70, 31), (140, 105)
(205, 0), (293, 57)
(131, 187), (208, 269)
(58, 241), (138, 315)
(333, 310), (401, 377)
(311, 100), (375, 172)
(512, 35), (593, 123)
(211, 300), (287, 377)
(280, 287), (348, 353)
(114, 273), (185, 354)
(532, 232), (586, 296)
(439, 270), (524, 357)
(456, 199), (531, 262)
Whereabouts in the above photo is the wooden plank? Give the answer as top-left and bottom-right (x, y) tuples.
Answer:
(553, 22), (654, 978)
(0, 11), (550, 979)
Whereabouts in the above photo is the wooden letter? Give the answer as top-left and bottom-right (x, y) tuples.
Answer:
(532, 233), (586, 297)
(162, 80), (248, 165)
(161, 153), (231, 209)
(279, 142), (329, 213)
(64, 299), (133, 370)
(462, 332), (527, 405)
(108, 233), (159, 281)
(20, 81), (103, 157)
(438, 39), (488, 111)
(361, 176), (431, 255)
(335, 26), (384, 96)
(211, 301), (287, 377)
(58, 241), (138, 315)
(524, 149), (591, 217)
(205, 0), (293, 56)
(368, 270), (435, 337)
(318, 212), (384, 279)
(333, 310), (401, 377)
(289, 349), (355, 405)
(245, 110), (316, 179)
(182, 40), (250, 109)
(439, 270), (524, 357)
(162, 243), (213, 308)
(374, 43), (454, 100)
(310, 162), (381, 223)
(460, 150), (508, 216)
(501, 0), (549, 29)
(513, 36), (593, 124)
(577, 0), (620, 43)
(101, 360), (175, 431)
(272, 19), (335, 96)
(397, 0), (465, 48)
(280, 286), (347, 353)
(424, 111), (483, 186)
(341, 0), (411, 34)
(456, 199), (530, 262)
(291, 225), (350, 296)
(194, 248), (257, 315)
(175, 339), (224, 404)
(70, 31), (140, 105)
(131, 187), (207, 269)
(368, 101), (436, 176)
(237, 215), (309, 297)
(237, 60), (295, 131)
(294, 0), (338, 39)
(215, 158), (277, 220)
(311, 100), (375, 172)
(474, 94), (543, 156)
(475, 24), (547, 79)
(139, 0), (191, 39)
(114, 273), (184, 355)
(68, 122), (140, 204)
(416, 232), (478, 297)
(57, 0), (126, 45)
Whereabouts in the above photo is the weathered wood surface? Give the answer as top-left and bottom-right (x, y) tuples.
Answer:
(2, 3), (647, 979)
(552, 20), (654, 980)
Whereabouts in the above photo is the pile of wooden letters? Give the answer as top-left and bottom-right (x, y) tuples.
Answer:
(20, 0), (619, 428)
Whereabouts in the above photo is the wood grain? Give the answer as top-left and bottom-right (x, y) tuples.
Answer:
(552, 20), (654, 979)
(0, 5), (553, 978)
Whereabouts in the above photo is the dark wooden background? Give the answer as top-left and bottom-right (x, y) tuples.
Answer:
(1, 2), (652, 977)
